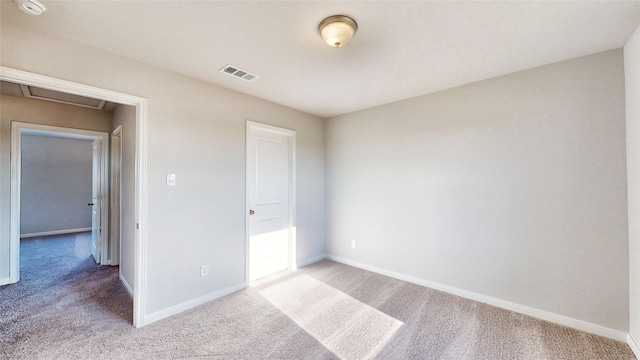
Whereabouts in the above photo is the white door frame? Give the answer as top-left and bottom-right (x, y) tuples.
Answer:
(245, 120), (296, 284)
(110, 125), (123, 266)
(12, 123), (110, 264)
(1, 66), (149, 328)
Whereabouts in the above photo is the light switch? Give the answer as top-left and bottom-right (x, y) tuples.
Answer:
(166, 173), (176, 186)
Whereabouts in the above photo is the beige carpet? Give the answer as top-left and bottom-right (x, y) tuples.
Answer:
(0, 234), (636, 359)
(257, 273), (403, 359)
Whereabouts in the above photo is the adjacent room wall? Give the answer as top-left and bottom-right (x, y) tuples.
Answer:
(0, 20), (325, 318)
(0, 95), (113, 281)
(112, 104), (136, 291)
(625, 24), (640, 351)
(325, 50), (628, 332)
(20, 135), (93, 236)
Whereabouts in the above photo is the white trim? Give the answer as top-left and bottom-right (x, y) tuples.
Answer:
(326, 255), (628, 342)
(21, 228), (92, 239)
(134, 97), (149, 328)
(0, 277), (11, 286)
(245, 121), (296, 283)
(110, 125), (123, 266)
(98, 134), (110, 265)
(1, 66), (149, 328)
(144, 283), (246, 325)
(290, 130), (297, 272)
(245, 121), (250, 285)
(10, 125), (19, 282)
(13, 123), (109, 139)
(297, 254), (326, 268)
(111, 124), (123, 136)
(629, 334), (640, 359)
(11, 122), (110, 271)
(120, 274), (134, 298)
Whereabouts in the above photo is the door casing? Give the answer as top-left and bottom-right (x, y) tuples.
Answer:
(2, 66), (149, 328)
(110, 125), (123, 266)
(91, 137), (107, 264)
(11, 123), (110, 266)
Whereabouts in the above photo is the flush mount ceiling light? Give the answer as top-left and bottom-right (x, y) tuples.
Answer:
(14, 0), (46, 15)
(318, 15), (358, 48)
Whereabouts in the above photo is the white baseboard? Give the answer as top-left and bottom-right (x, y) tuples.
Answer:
(326, 255), (628, 342)
(20, 227), (92, 239)
(119, 274), (134, 298)
(144, 282), (246, 325)
(0, 277), (12, 286)
(629, 334), (640, 359)
(297, 254), (326, 268)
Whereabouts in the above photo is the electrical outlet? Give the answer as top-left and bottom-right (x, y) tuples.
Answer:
(351, 240), (357, 249)
(200, 264), (209, 277)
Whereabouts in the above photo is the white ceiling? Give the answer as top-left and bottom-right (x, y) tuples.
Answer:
(2, 1), (640, 118)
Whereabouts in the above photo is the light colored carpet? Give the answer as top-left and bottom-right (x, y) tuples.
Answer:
(0, 234), (635, 359)
(257, 273), (403, 359)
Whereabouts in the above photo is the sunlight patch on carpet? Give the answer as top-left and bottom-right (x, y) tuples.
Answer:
(259, 274), (403, 360)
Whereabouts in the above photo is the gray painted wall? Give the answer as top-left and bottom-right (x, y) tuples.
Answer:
(325, 50), (628, 331)
(625, 24), (640, 345)
(0, 95), (113, 280)
(0, 20), (326, 316)
(1, 17), (632, 335)
(20, 135), (93, 235)
(112, 104), (136, 290)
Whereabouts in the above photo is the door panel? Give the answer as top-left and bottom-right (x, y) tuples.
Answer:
(91, 138), (101, 264)
(110, 130), (122, 266)
(248, 125), (292, 281)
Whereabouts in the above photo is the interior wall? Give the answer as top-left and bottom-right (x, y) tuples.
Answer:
(112, 104), (136, 289)
(0, 94), (113, 281)
(20, 135), (93, 235)
(0, 20), (325, 316)
(325, 50), (628, 331)
(625, 23), (640, 347)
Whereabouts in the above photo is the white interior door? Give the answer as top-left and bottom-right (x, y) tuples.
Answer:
(91, 138), (102, 264)
(247, 123), (293, 281)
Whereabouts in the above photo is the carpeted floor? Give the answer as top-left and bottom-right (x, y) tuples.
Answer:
(0, 233), (635, 359)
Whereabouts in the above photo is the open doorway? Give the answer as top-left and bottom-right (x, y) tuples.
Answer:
(15, 128), (120, 315)
(15, 123), (110, 264)
(1, 66), (148, 327)
(20, 135), (97, 241)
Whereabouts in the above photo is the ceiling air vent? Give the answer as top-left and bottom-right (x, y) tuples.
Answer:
(220, 65), (259, 82)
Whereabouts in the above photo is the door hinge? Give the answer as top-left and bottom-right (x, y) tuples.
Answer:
(136, 223), (139, 230)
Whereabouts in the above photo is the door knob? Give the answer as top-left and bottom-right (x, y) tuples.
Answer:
(249, 210), (255, 215)
(87, 202), (94, 206)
